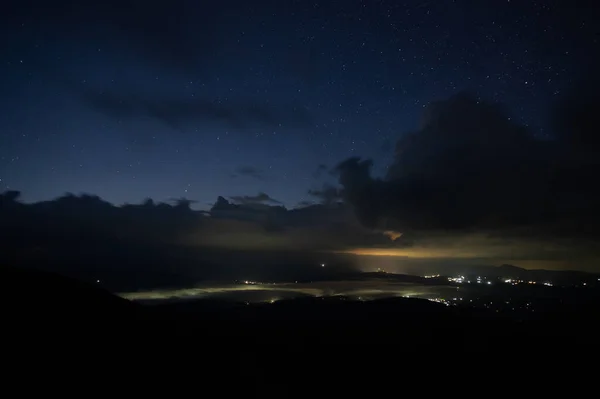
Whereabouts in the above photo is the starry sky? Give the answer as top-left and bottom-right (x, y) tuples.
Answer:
(1, 0), (597, 208)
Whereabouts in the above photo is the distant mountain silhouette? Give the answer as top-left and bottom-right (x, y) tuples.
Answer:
(460, 264), (597, 285)
(497, 264), (526, 277)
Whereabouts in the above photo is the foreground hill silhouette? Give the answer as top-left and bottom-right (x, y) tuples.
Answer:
(2, 266), (139, 331)
(3, 267), (130, 308)
(4, 266), (600, 354)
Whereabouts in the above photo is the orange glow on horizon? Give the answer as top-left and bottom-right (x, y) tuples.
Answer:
(334, 247), (483, 259)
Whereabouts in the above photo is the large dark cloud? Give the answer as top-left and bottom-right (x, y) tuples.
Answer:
(78, 88), (312, 130)
(0, 190), (395, 289)
(334, 90), (600, 237)
(308, 184), (342, 205)
(551, 75), (600, 154)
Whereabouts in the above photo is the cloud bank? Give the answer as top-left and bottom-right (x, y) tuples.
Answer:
(335, 90), (600, 238)
(3, 82), (599, 274)
(326, 84), (600, 271)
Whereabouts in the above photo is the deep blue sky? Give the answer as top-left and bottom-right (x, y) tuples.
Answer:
(0, 0), (595, 208)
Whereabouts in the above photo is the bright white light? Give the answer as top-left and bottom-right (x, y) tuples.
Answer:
(320, 263), (325, 267)
(96, 279), (100, 283)
(487, 281), (492, 285)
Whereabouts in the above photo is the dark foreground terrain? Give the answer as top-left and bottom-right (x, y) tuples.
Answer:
(4, 264), (597, 392)
(4, 265), (598, 351)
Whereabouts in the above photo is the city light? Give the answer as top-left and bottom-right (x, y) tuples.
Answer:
(448, 276), (465, 283)
(428, 297), (450, 306)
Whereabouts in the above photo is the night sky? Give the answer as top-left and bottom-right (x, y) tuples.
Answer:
(2, 0), (596, 208)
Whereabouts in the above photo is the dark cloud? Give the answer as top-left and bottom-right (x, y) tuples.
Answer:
(229, 192), (282, 206)
(233, 166), (265, 180)
(5, 2), (313, 132)
(0, 191), (356, 289)
(4, 1), (313, 131)
(0, 189), (381, 261)
(0, 191), (208, 290)
(312, 164), (329, 179)
(77, 88), (312, 130)
(30, 60), (313, 132)
(334, 91), (600, 238)
(380, 139), (393, 154)
(308, 184), (342, 205)
(3, 186), (598, 282)
(551, 74), (600, 154)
